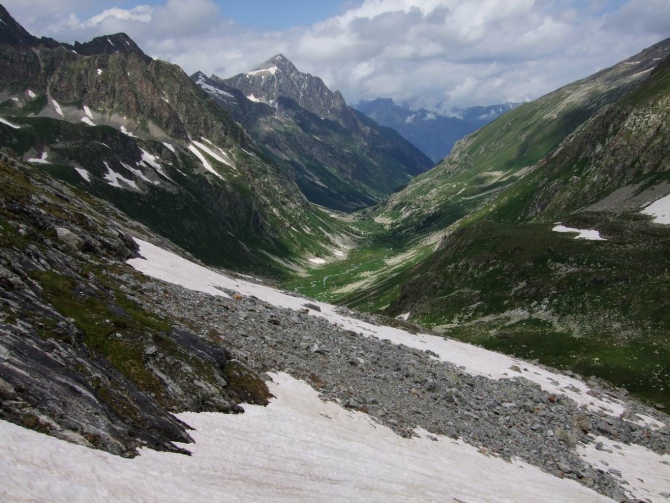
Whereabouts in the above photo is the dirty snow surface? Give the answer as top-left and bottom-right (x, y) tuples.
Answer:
(127, 239), (658, 424)
(552, 225), (606, 241)
(642, 194), (670, 224)
(0, 373), (613, 503)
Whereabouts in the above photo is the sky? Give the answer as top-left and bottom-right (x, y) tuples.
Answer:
(4, 0), (670, 112)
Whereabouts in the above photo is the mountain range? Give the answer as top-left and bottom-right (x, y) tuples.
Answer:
(356, 98), (520, 162)
(1, 3), (669, 501)
(194, 55), (433, 211)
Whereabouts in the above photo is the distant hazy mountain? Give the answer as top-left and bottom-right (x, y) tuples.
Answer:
(355, 99), (520, 162)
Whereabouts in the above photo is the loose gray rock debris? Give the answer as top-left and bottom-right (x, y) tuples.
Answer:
(115, 272), (669, 502)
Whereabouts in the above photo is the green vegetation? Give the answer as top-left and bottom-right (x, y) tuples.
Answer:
(32, 268), (171, 397)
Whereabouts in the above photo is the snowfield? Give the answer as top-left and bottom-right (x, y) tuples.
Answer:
(2, 239), (666, 502)
(552, 225), (606, 241)
(0, 373), (615, 503)
(642, 194), (670, 224)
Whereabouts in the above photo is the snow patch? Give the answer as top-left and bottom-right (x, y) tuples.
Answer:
(121, 162), (155, 184)
(97, 69), (103, 76)
(74, 168), (91, 182)
(103, 162), (138, 190)
(27, 151), (49, 164)
(396, 312), (410, 321)
(247, 94), (261, 102)
(333, 250), (345, 257)
(552, 225), (605, 241)
(27, 90), (36, 98)
(0, 373), (614, 503)
(80, 117), (95, 126)
(641, 193), (670, 224)
(139, 149), (168, 178)
(579, 436), (670, 502)
(106, 37), (115, 47)
(192, 139), (235, 169)
(245, 66), (278, 76)
(308, 257), (327, 265)
(120, 125), (135, 137)
(195, 76), (235, 98)
(83, 106), (93, 119)
(188, 144), (224, 180)
(0, 117), (21, 129)
(51, 99), (63, 116)
(162, 142), (176, 154)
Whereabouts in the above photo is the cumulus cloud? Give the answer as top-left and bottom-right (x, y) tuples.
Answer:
(7, 0), (670, 110)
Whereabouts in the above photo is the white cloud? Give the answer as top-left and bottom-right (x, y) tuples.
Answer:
(82, 6), (153, 28)
(7, 0), (669, 110)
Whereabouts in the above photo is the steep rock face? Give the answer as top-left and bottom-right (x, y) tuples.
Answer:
(0, 4), (59, 48)
(0, 8), (345, 275)
(224, 54), (350, 125)
(0, 152), (271, 457)
(518, 55), (670, 221)
(62, 33), (152, 64)
(203, 57), (433, 211)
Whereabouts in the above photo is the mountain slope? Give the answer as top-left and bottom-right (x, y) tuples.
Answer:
(375, 38), (670, 236)
(0, 8), (348, 276)
(209, 55), (433, 211)
(379, 50), (670, 409)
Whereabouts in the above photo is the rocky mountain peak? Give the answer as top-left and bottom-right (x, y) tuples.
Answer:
(61, 33), (151, 63)
(223, 54), (348, 122)
(0, 3), (59, 48)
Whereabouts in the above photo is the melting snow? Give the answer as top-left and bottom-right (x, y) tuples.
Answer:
(193, 139), (235, 169)
(120, 125), (135, 137)
(641, 194), (670, 224)
(83, 106), (94, 119)
(0, 372), (615, 503)
(51, 99), (63, 116)
(245, 65), (278, 76)
(188, 144), (224, 180)
(140, 149), (169, 178)
(308, 257), (327, 265)
(74, 168), (91, 182)
(396, 312), (410, 321)
(579, 436), (670, 502)
(0, 117), (21, 129)
(247, 94), (261, 102)
(196, 76), (235, 98)
(552, 225), (605, 241)
(27, 89), (36, 98)
(103, 162), (138, 190)
(121, 162), (155, 185)
(27, 151), (49, 164)
(162, 142), (176, 154)
(80, 117), (95, 126)
(127, 239), (663, 426)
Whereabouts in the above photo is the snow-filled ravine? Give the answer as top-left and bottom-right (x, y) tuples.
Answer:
(1, 373), (617, 503)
